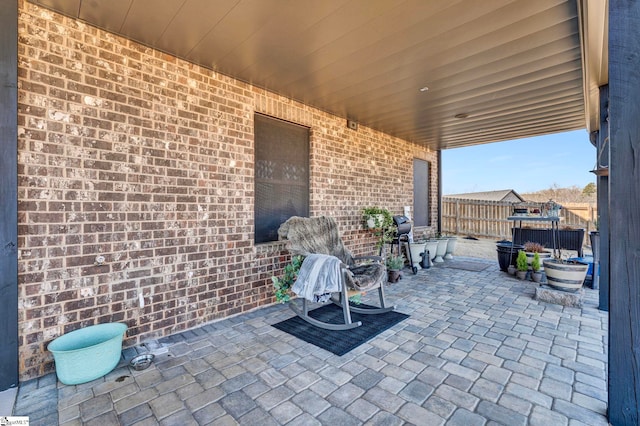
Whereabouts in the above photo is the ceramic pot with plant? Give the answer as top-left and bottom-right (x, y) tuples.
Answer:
(516, 250), (528, 280)
(531, 252), (543, 283)
(523, 241), (552, 270)
(362, 207), (394, 251)
(386, 255), (405, 283)
(543, 255), (589, 291)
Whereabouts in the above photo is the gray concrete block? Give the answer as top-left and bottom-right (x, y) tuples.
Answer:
(535, 286), (584, 308)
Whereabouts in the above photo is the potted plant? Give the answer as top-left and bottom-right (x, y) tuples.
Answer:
(496, 240), (524, 272)
(386, 254), (405, 283)
(362, 206), (391, 229)
(543, 251), (589, 291)
(516, 250), (528, 280)
(522, 241), (552, 270)
(362, 207), (394, 250)
(531, 252), (543, 283)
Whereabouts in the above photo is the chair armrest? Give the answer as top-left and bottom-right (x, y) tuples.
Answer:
(352, 255), (383, 263)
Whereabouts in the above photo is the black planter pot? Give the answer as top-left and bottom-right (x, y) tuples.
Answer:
(496, 242), (524, 272)
(388, 270), (401, 283)
(512, 227), (585, 256)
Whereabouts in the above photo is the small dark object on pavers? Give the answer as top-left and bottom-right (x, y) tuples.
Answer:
(129, 353), (155, 371)
(464, 236), (479, 240)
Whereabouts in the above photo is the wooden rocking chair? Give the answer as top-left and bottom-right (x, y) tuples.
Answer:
(278, 216), (395, 331)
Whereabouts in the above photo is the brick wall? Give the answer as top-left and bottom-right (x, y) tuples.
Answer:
(16, 0), (439, 380)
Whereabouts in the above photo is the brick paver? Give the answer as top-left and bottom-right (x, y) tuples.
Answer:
(13, 258), (609, 425)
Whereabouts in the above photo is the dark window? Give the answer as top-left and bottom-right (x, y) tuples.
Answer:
(413, 158), (430, 227)
(254, 114), (310, 243)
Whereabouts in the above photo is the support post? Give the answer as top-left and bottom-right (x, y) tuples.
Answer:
(597, 85), (609, 310)
(608, 1), (640, 423)
(0, 0), (19, 391)
(437, 150), (442, 232)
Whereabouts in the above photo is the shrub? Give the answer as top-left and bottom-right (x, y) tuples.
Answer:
(516, 250), (529, 271)
(523, 241), (546, 253)
(386, 255), (405, 270)
(531, 252), (541, 272)
(272, 255), (305, 303)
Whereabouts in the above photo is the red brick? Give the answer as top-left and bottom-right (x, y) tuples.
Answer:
(16, 0), (438, 382)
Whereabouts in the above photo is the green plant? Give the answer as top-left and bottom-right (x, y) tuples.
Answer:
(362, 207), (394, 249)
(272, 255), (305, 303)
(272, 255), (362, 304)
(386, 254), (405, 271)
(516, 250), (528, 272)
(531, 252), (541, 272)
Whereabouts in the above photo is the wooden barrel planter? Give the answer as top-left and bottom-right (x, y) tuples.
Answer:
(543, 259), (589, 291)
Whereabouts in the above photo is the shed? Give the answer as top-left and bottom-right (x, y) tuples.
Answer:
(445, 189), (525, 203)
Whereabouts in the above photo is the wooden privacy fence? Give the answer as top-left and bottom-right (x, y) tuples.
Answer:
(442, 198), (597, 240)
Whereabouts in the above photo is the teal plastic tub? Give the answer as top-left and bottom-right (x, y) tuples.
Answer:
(48, 323), (127, 385)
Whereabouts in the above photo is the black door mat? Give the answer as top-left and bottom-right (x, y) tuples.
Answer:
(272, 303), (409, 356)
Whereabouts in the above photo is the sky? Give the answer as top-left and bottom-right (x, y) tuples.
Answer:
(441, 129), (597, 195)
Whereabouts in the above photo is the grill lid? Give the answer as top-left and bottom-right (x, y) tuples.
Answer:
(393, 215), (411, 236)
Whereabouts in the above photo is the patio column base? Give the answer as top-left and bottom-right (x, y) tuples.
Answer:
(535, 285), (584, 308)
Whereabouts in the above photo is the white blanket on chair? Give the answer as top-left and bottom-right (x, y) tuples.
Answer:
(292, 254), (343, 303)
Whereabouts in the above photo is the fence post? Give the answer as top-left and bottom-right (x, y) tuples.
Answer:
(455, 199), (460, 235)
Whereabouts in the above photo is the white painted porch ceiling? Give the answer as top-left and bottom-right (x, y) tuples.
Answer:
(30, 0), (588, 150)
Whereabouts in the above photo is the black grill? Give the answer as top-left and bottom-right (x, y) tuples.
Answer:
(388, 215), (418, 274)
(393, 215), (412, 237)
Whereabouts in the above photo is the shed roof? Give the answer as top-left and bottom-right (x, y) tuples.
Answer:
(444, 189), (525, 202)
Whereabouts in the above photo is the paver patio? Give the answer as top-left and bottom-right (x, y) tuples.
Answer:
(13, 258), (608, 425)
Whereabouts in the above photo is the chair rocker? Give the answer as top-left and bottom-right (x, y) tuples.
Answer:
(278, 216), (395, 331)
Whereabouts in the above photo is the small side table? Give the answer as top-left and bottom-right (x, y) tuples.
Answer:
(507, 216), (561, 259)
